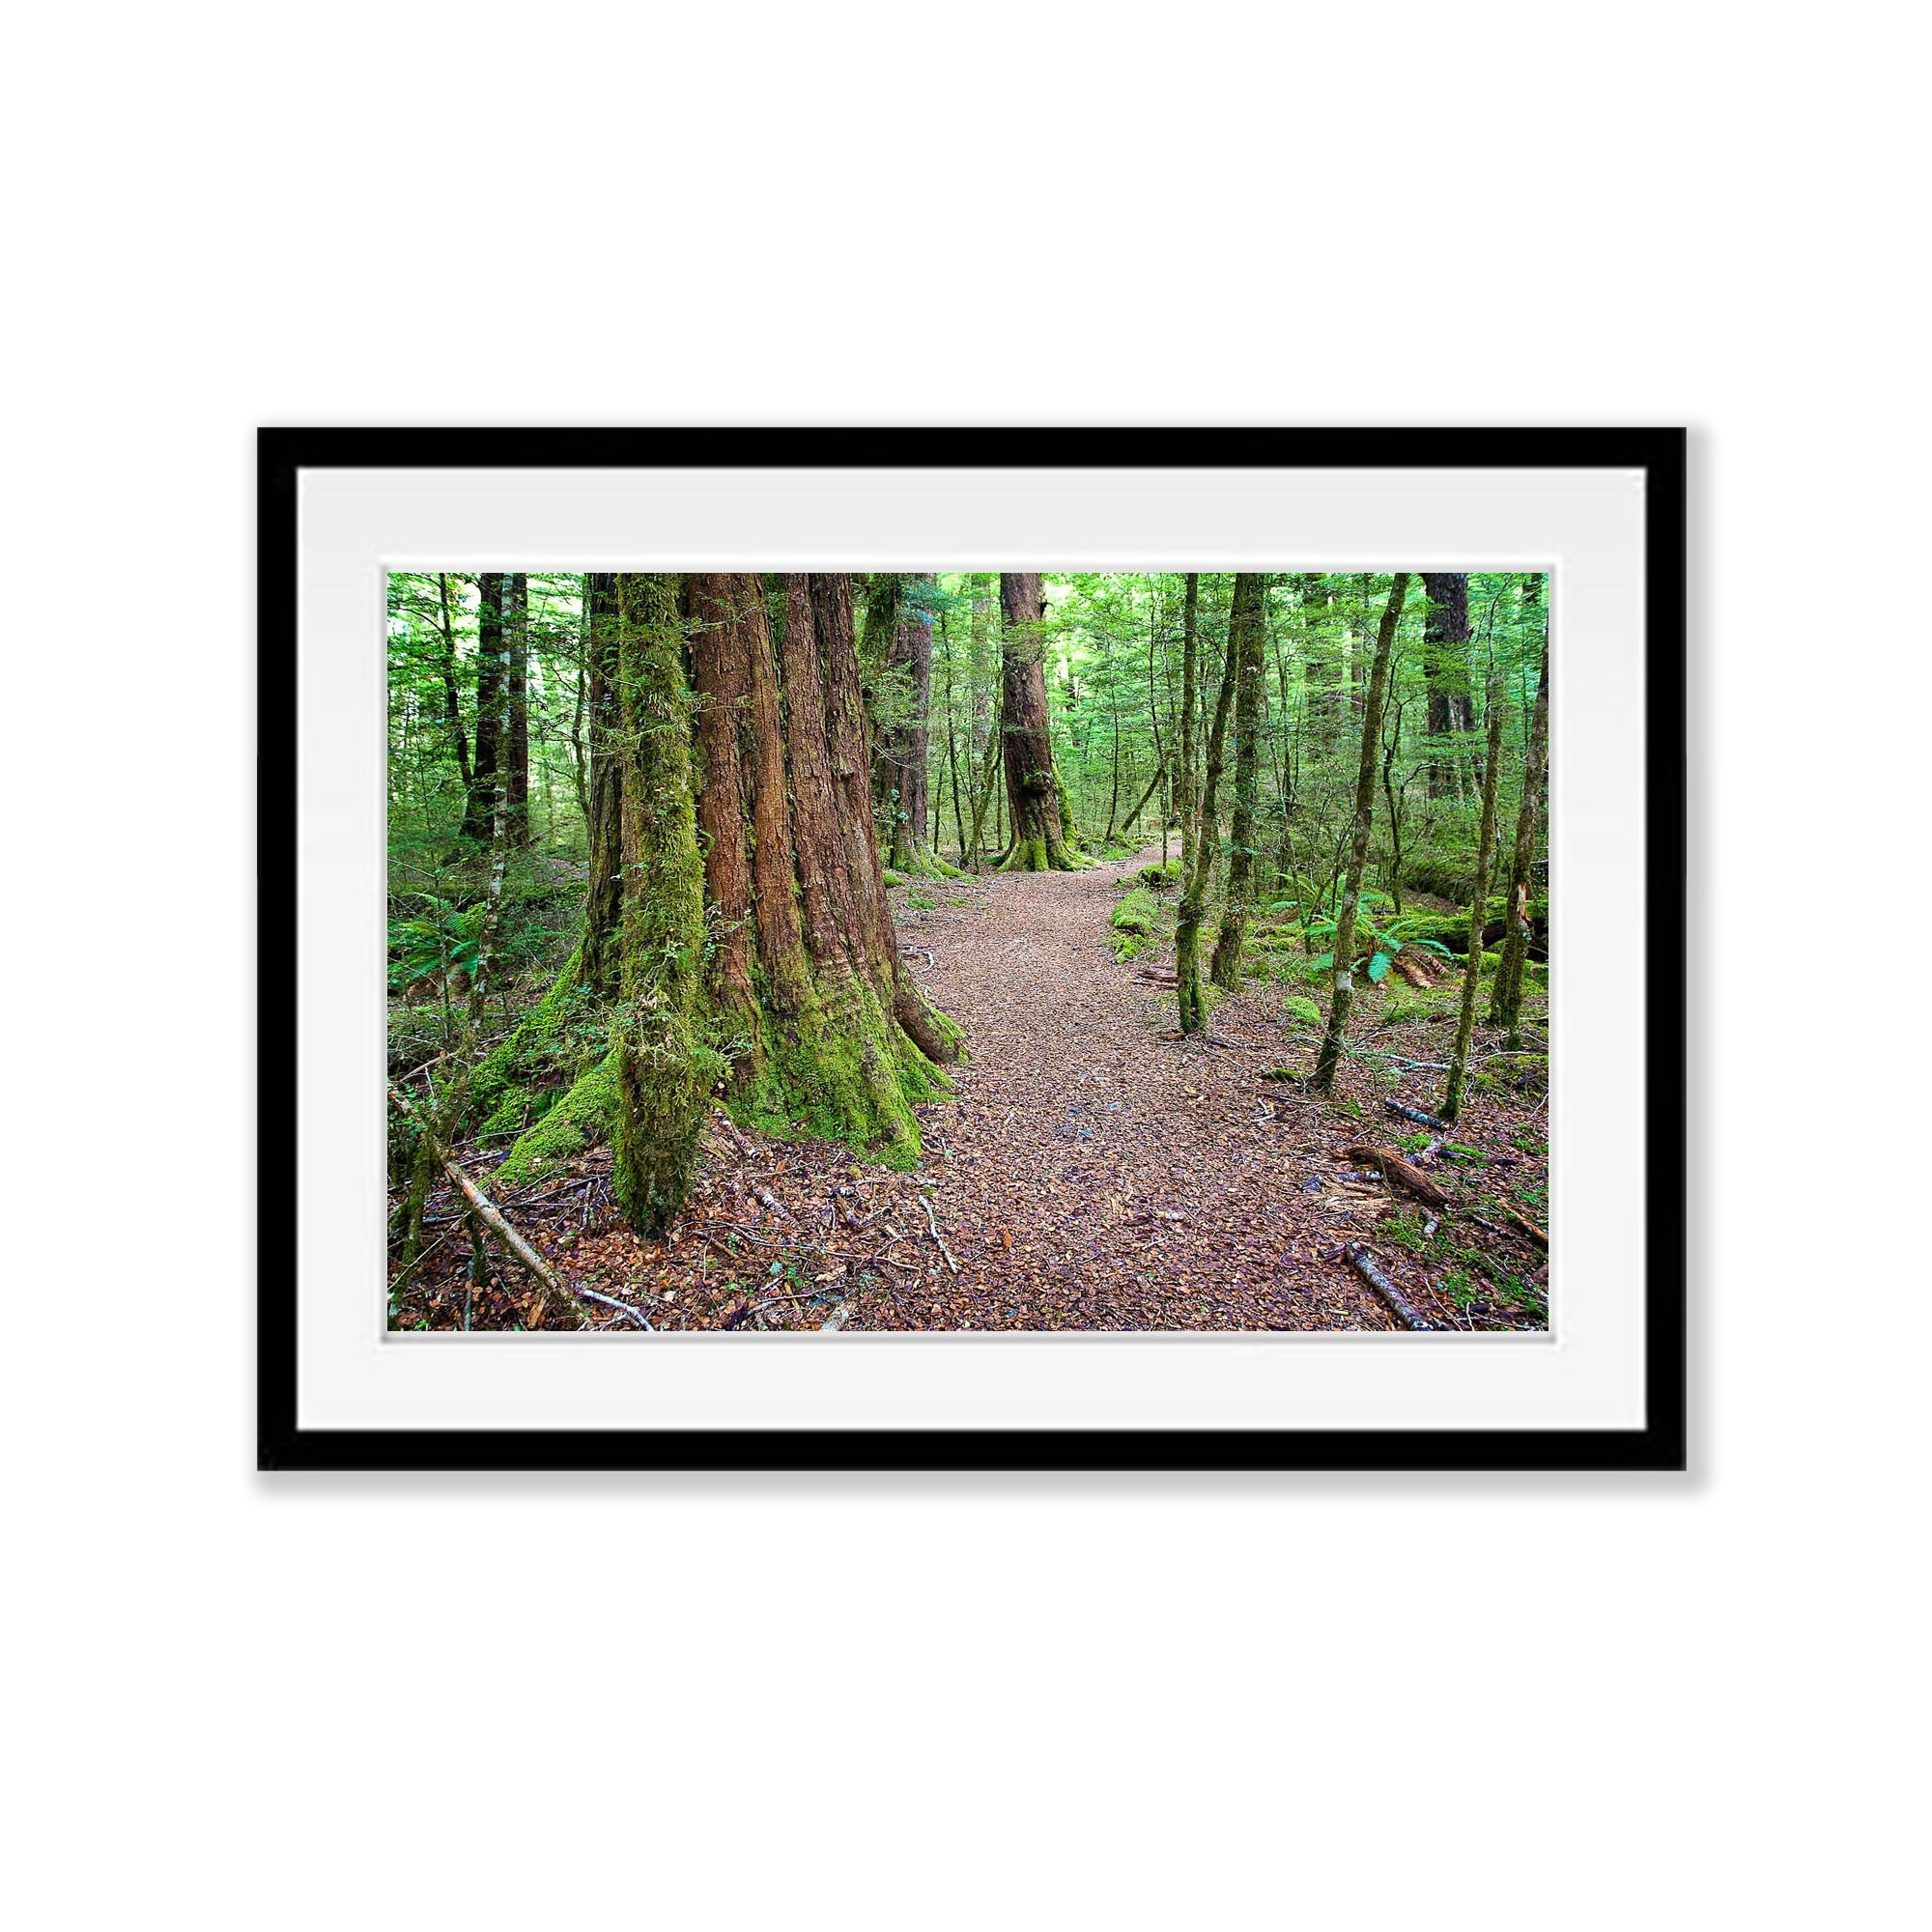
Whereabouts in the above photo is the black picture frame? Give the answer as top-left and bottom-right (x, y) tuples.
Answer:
(259, 427), (1686, 1473)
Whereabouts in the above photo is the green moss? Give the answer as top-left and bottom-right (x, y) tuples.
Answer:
(469, 947), (591, 1129)
(495, 1051), (621, 1187)
(1111, 888), (1159, 936)
(882, 867), (907, 888)
(1282, 995), (1321, 1029)
(1138, 859), (1182, 887)
(902, 890), (938, 910)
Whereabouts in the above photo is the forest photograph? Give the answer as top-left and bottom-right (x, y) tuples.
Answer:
(386, 568), (1551, 1335)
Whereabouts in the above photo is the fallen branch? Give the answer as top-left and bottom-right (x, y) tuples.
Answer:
(711, 1106), (755, 1160)
(1342, 1242), (1435, 1331)
(1343, 1144), (1452, 1210)
(575, 1285), (656, 1330)
(387, 1085), (596, 1326)
(1385, 1099), (1451, 1132)
(919, 1193), (959, 1273)
(751, 1184), (794, 1223)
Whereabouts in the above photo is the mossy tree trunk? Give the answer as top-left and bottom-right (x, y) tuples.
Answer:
(1312, 574), (1410, 1094)
(690, 572), (959, 1150)
(459, 571), (504, 841)
(1441, 672), (1509, 1123)
(1208, 573), (1267, 988)
(1175, 580), (1242, 1035)
(997, 573), (1080, 869)
(479, 573), (961, 1213)
(610, 572), (706, 1234)
(577, 572), (624, 1000)
(1176, 572), (1200, 881)
(504, 571), (531, 848)
(1490, 646), (1550, 1037)
(1421, 571), (1474, 800)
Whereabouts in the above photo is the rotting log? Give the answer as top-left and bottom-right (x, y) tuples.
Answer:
(1342, 1242), (1435, 1330)
(1343, 1144), (1452, 1210)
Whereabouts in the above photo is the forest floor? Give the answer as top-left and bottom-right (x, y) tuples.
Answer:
(390, 840), (1550, 1334)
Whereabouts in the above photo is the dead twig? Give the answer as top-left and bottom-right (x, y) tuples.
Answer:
(919, 1193), (960, 1273)
(1342, 1242), (1435, 1331)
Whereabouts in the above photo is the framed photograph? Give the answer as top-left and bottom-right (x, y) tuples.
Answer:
(260, 427), (1684, 1471)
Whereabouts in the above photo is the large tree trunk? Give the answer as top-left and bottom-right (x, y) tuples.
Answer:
(460, 572), (504, 841)
(1490, 644), (1550, 1035)
(1208, 573), (1267, 988)
(504, 571), (531, 847)
(1442, 673), (1509, 1122)
(1312, 575), (1410, 1093)
(480, 573), (960, 1215)
(998, 573), (1078, 869)
(609, 573), (706, 1234)
(1421, 572), (1474, 800)
(1175, 582), (1242, 1035)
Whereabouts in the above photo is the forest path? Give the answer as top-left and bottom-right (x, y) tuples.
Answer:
(882, 842), (1398, 1329)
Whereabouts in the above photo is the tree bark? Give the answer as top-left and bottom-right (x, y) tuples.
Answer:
(1209, 573), (1267, 988)
(1441, 673), (1509, 1122)
(1175, 582), (1242, 1035)
(460, 572), (504, 841)
(1491, 644), (1550, 1035)
(874, 573), (937, 872)
(436, 574), (472, 792)
(608, 573), (706, 1234)
(1421, 572), (1474, 800)
(1312, 575), (1410, 1093)
(578, 573), (624, 998)
(1177, 572), (1200, 877)
(998, 573), (1078, 869)
(504, 571), (530, 847)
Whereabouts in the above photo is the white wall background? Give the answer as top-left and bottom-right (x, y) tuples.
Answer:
(5, 5), (1924, 1927)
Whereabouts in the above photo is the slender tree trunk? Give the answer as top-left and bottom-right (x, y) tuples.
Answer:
(998, 573), (1077, 869)
(460, 572), (504, 841)
(1209, 573), (1267, 987)
(436, 574), (472, 792)
(1490, 647), (1550, 1035)
(943, 605), (969, 864)
(1177, 572), (1200, 877)
(504, 571), (530, 847)
(1175, 583), (1243, 1035)
(1300, 574), (1340, 753)
(1442, 674), (1509, 1121)
(577, 573), (624, 998)
(873, 573), (938, 872)
(966, 686), (1006, 868)
(1311, 575), (1410, 1093)
(1421, 572), (1474, 800)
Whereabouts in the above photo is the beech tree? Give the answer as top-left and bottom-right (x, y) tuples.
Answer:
(1311, 574), (1409, 1093)
(459, 572), (504, 841)
(1490, 645), (1549, 1037)
(997, 573), (1080, 869)
(1442, 671), (1509, 1121)
(1208, 573), (1267, 987)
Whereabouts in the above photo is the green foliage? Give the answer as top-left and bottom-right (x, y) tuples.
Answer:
(1282, 995), (1321, 1029)
(387, 896), (478, 993)
(902, 890), (938, 910)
